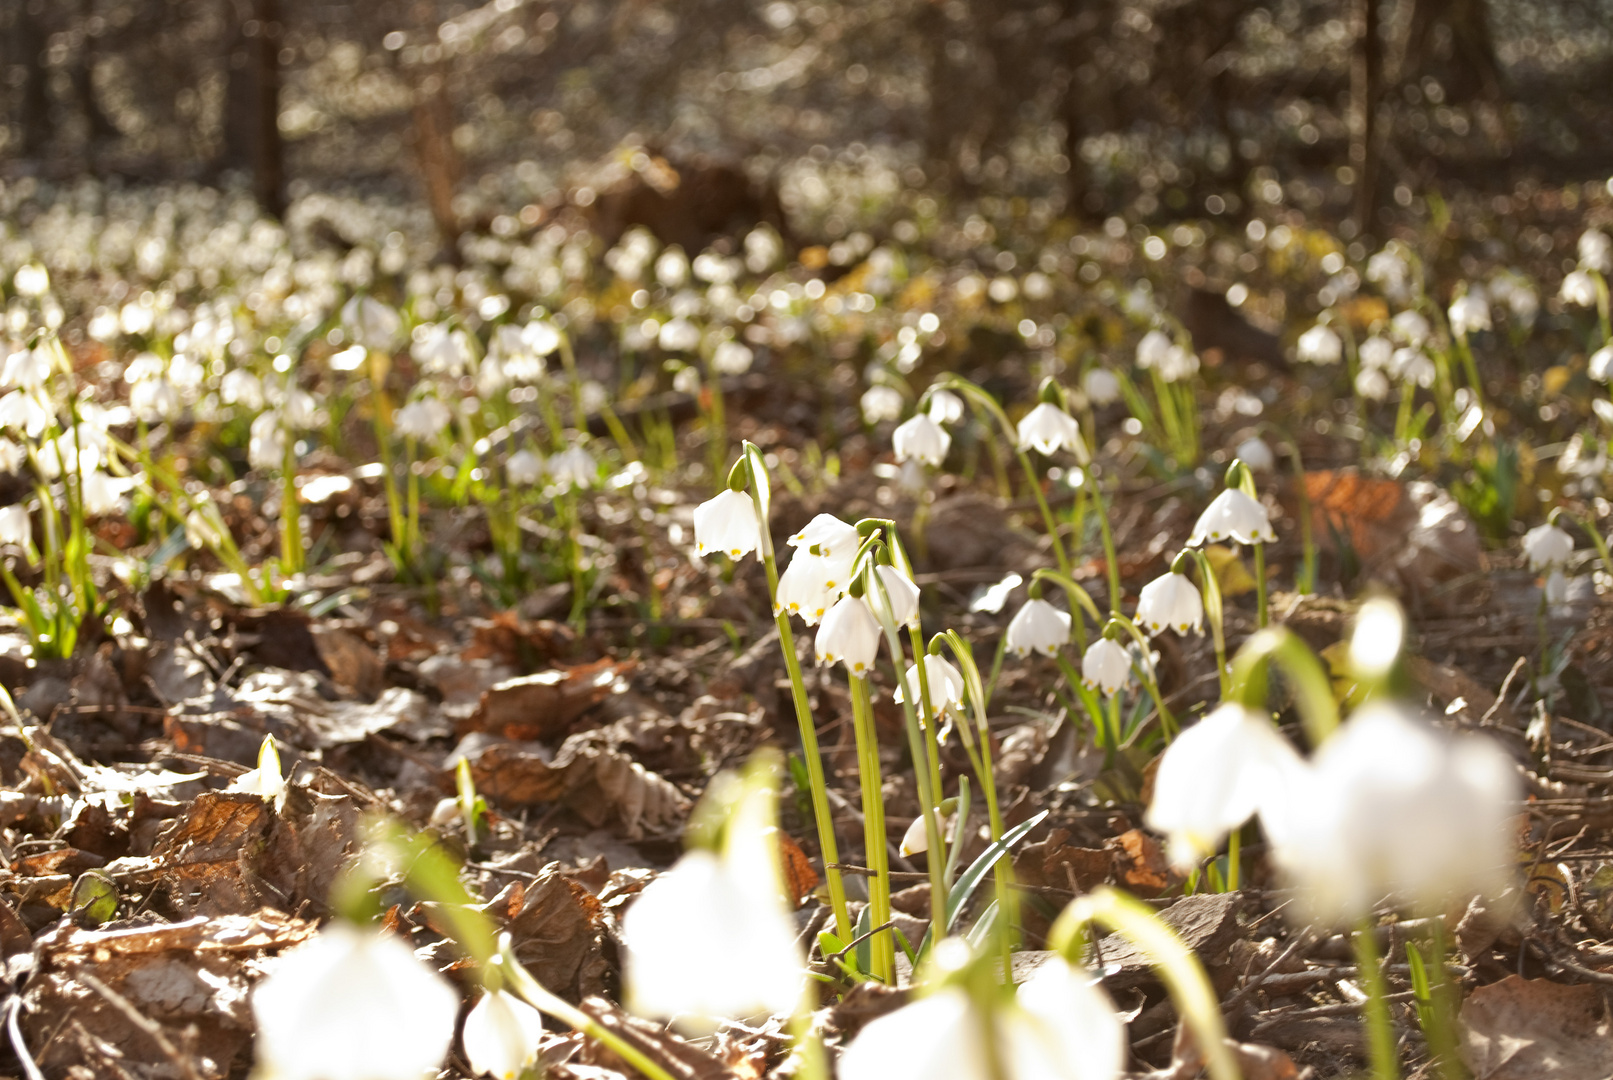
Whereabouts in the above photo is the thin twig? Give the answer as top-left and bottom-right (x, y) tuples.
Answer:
(77, 972), (205, 1080)
(829, 921), (898, 962)
(6, 995), (48, 1080)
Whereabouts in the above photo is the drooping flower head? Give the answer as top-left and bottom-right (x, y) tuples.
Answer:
(1136, 560), (1203, 636)
(1522, 516), (1574, 572)
(693, 488), (761, 561)
(893, 412), (952, 467)
(1005, 596), (1071, 658)
(1080, 636), (1131, 696)
(462, 990), (545, 1080)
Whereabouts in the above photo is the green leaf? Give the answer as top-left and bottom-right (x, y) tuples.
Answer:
(70, 871), (118, 926)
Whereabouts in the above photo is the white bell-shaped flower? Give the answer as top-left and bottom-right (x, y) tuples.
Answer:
(865, 563), (921, 627)
(0, 505), (31, 549)
(462, 990), (545, 1080)
(1522, 521), (1574, 571)
(82, 470), (139, 517)
(1358, 335), (1394, 370)
(926, 388), (965, 425)
(1579, 229), (1612, 273)
(893, 413), (951, 467)
(1448, 292), (1491, 336)
(1271, 703), (1519, 927)
(1136, 329), (1173, 370)
(1135, 571), (1203, 636)
(229, 735), (288, 812)
(787, 513), (859, 556)
(894, 654), (967, 715)
(251, 921), (458, 1080)
(711, 340), (754, 375)
(249, 410), (286, 471)
(1561, 270), (1598, 308)
(548, 445), (598, 488)
(816, 595), (882, 675)
(775, 543), (860, 625)
(1080, 638), (1132, 696)
(1356, 366), (1390, 400)
(1590, 345), (1613, 383)
(341, 295), (404, 352)
(1296, 324), (1343, 364)
(1234, 437), (1275, 472)
(1005, 598), (1071, 658)
(861, 385), (904, 424)
(1390, 309), (1431, 347)
(1155, 344), (1200, 382)
(1083, 368), (1121, 406)
(1016, 402), (1083, 456)
(506, 448), (545, 486)
(898, 809), (956, 858)
(1187, 488), (1277, 546)
(394, 397), (451, 440)
(692, 489), (761, 561)
(1145, 703), (1305, 870)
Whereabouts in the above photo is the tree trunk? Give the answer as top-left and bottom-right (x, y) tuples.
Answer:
(72, 0), (117, 159)
(411, 62), (465, 257)
(220, 0), (286, 217)
(16, 1), (50, 158)
(1350, 0), (1381, 233)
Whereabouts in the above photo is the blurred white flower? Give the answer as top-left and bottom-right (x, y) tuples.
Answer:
(1187, 489), (1276, 546)
(1561, 270), (1598, 308)
(898, 810), (953, 858)
(1356, 366), (1390, 401)
(282, 387), (319, 430)
(341, 295), (404, 352)
(693, 489), (760, 561)
(0, 389), (51, 438)
(12, 264), (49, 298)
(711, 340), (754, 375)
(658, 318), (701, 352)
(865, 563), (921, 627)
(1366, 246), (1410, 294)
(1080, 638), (1131, 695)
(0, 505), (30, 549)
(1016, 402), (1083, 456)
(1580, 230), (1612, 273)
(672, 365), (701, 394)
(0, 438), (23, 473)
(1448, 292), (1491, 336)
(1358, 335), (1394, 370)
(252, 921), (458, 1080)
(1390, 310), (1431, 347)
(1156, 343), (1200, 382)
(548, 445), (598, 488)
(1235, 436), (1276, 472)
(221, 369), (265, 409)
(1083, 368), (1121, 406)
(249, 411), (287, 471)
(926, 388), (965, 424)
(394, 398), (451, 440)
(1, 346), (49, 390)
(1272, 703), (1519, 926)
(816, 594), (882, 675)
(1523, 521), (1574, 571)
(1546, 569), (1571, 604)
(1392, 347), (1436, 388)
(507, 448), (545, 486)
(82, 470), (139, 516)
(1136, 329), (1173, 370)
(1136, 571), (1203, 636)
(861, 385), (904, 424)
(1005, 598), (1071, 658)
(462, 990), (545, 1080)
(1591, 345), (1613, 383)
(414, 324), (473, 376)
(130, 376), (182, 422)
(894, 654), (967, 715)
(1146, 703), (1303, 870)
(522, 320), (562, 358)
(1297, 324), (1343, 364)
(893, 413), (951, 467)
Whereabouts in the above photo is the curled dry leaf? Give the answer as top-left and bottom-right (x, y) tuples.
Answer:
(1460, 975), (1613, 1080)
(460, 658), (635, 742)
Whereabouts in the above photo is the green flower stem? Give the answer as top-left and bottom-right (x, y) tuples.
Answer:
(1087, 477), (1124, 616)
(1423, 919), (1462, 1080)
(1054, 655), (1110, 749)
(705, 364), (729, 495)
(1028, 569), (1106, 630)
(849, 673), (895, 983)
(1187, 550), (1230, 697)
(1353, 920), (1401, 1080)
(1253, 540), (1268, 628)
(1228, 627), (1340, 748)
(1106, 611), (1178, 739)
(280, 433), (304, 577)
(1050, 887), (1240, 1080)
(1594, 271), (1611, 344)
(742, 446), (851, 943)
(501, 952), (679, 1080)
(908, 622), (947, 829)
(557, 329), (588, 433)
(1225, 828), (1240, 892)
(1569, 512), (1613, 582)
(1284, 435), (1316, 596)
(1452, 332), (1485, 409)
(1394, 381), (1417, 447)
(404, 434), (422, 573)
(1068, 487), (1090, 651)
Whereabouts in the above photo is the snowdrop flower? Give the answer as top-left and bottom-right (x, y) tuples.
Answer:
(658, 318), (701, 352)
(1272, 703), (1519, 926)
(1136, 329), (1173, 370)
(82, 470), (139, 516)
(711, 340), (754, 375)
(898, 809), (953, 858)
(1136, 569), (1203, 636)
(788, 514), (860, 557)
(775, 543), (858, 625)
(462, 990), (545, 1080)
(1296, 324), (1343, 365)
(1392, 347), (1437, 388)
(220, 368), (265, 409)
(1523, 520), (1574, 571)
(1366, 246), (1411, 298)
(861, 385), (904, 424)
(1, 346), (50, 390)
(1005, 598), (1071, 657)
(12, 264), (49, 298)
(1356, 366), (1390, 400)
(0, 389), (50, 438)
(692, 489), (760, 560)
(252, 921), (458, 1080)
(522, 320), (562, 358)
(865, 563), (921, 627)
(1156, 343), (1200, 382)
(548, 445), (598, 488)
(506, 448), (545, 486)
(672, 365), (702, 395)
(926, 388), (965, 425)
(1235, 437), (1275, 473)
(1580, 229), (1612, 273)
(816, 594), (882, 674)
(1545, 569), (1570, 605)
(1592, 345), (1613, 382)
(1448, 291), (1491, 336)
(0, 438), (20, 473)
(893, 413), (951, 467)
(1359, 335), (1394, 371)
(249, 411), (286, 471)
(1146, 703), (1304, 870)
(0, 505), (30, 549)
(655, 247), (690, 288)
(394, 398), (451, 440)
(414, 325), (474, 376)
(895, 654), (967, 716)
(1016, 402), (1083, 456)
(1083, 368), (1121, 406)
(1390, 310), (1431, 347)
(1561, 270), (1598, 308)
(341, 295), (404, 352)
(1188, 488), (1276, 546)
(130, 376), (182, 422)
(1080, 637), (1132, 695)
(622, 781), (803, 1031)
(229, 735), (287, 812)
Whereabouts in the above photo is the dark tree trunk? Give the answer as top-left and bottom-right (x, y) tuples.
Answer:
(410, 61), (465, 257)
(1351, 0), (1382, 232)
(16, 1), (50, 158)
(73, 0), (117, 157)
(221, 0), (286, 218)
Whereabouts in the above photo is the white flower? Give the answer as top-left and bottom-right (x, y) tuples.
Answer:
(840, 986), (985, 1080)
(1156, 344), (1200, 382)
(893, 413), (951, 467)
(12, 264), (49, 298)
(341, 295), (404, 352)
(0, 389), (50, 438)
(1561, 270), (1598, 308)
(249, 411), (286, 471)
(1145, 703), (1304, 870)
(1367, 247), (1410, 295)
(522, 320), (562, 358)
(1523, 521), (1574, 571)
(658, 318), (701, 352)
(507, 448), (545, 486)
(1235, 437), (1276, 473)
(1580, 230), (1612, 273)
(861, 385), (904, 424)
(816, 595), (882, 675)
(229, 735), (287, 812)
(623, 803), (803, 1031)
(1083, 368), (1121, 406)
(1271, 703), (1519, 926)
(1393, 347), (1436, 388)
(1005, 598), (1071, 658)
(865, 563), (921, 627)
(1359, 335), (1394, 370)
(1136, 329), (1173, 370)
(2, 346), (50, 390)
(221, 369), (265, 409)
(1296, 324), (1343, 364)
(1356, 366), (1390, 400)
(281, 387), (319, 430)
(1188, 488), (1276, 546)
(395, 398), (451, 440)
(414, 325), (473, 376)
(1448, 292), (1491, 336)
(1545, 569), (1570, 605)
(926, 388), (965, 424)
(1390, 310), (1431, 347)
(672, 366), (701, 395)
(711, 340), (754, 375)
(1136, 571), (1203, 636)
(894, 654), (966, 715)
(898, 810), (955, 857)
(1592, 346), (1613, 383)
(0, 505), (30, 548)
(251, 921), (458, 1080)
(693, 489), (761, 561)
(1080, 638), (1132, 695)
(788, 513), (859, 557)
(775, 545), (858, 625)
(462, 990), (545, 1080)
(0, 438), (21, 473)
(655, 247), (690, 288)
(549, 445), (598, 488)
(1016, 402), (1083, 456)
(82, 470), (139, 516)
(130, 376), (182, 422)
